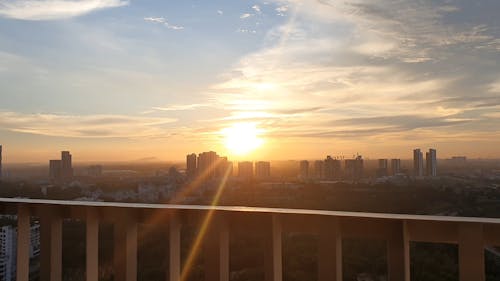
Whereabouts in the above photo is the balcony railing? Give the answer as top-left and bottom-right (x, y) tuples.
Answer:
(0, 197), (499, 281)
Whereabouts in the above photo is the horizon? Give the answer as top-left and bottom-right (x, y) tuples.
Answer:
(1, 0), (499, 162)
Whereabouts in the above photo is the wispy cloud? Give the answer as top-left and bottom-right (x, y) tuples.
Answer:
(252, 5), (261, 14)
(0, 112), (177, 138)
(275, 5), (287, 16)
(144, 16), (184, 30)
(0, 0), (128, 20)
(217, 10), (223, 15)
(240, 13), (252, 19)
(237, 28), (256, 34)
(151, 103), (210, 112)
(205, 0), (500, 145)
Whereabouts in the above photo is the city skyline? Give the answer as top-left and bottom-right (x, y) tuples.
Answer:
(1, 0), (499, 162)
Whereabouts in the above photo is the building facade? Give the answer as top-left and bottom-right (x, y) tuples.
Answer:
(255, 161), (271, 179)
(324, 156), (341, 180)
(345, 156), (363, 181)
(390, 159), (401, 175)
(186, 153), (197, 178)
(413, 149), (424, 177)
(377, 159), (388, 177)
(426, 149), (437, 177)
(299, 160), (309, 179)
(238, 161), (253, 180)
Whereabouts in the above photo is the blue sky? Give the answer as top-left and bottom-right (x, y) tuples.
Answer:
(0, 0), (499, 162)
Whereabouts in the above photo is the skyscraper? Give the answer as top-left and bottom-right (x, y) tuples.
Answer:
(391, 159), (401, 175)
(324, 156), (341, 180)
(238, 161), (253, 180)
(376, 159), (388, 177)
(49, 160), (62, 181)
(314, 160), (324, 179)
(299, 160), (309, 179)
(345, 155), (363, 181)
(186, 153), (197, 178)
(426, 148), (437, 177)
(255, 161), (271, 179)
(413, 149), (424, 177)
(61, 151), (73, 180)
(49, 151), (73, 182)
(198, 151), (220, 179)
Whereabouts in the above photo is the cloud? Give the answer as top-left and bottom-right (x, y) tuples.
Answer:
(205, 0), (500, 145)
(275, 5), (287, 16)
(0, 0), (128, 20)
(237, 28), (256, 34)
(151, 103), (210, 112)
(252, 5), (261, 14)
(144, 16), (184, 30)
(144, 17), (165, 23)
(0, 111), (177, 138)
(217, 10), (223, 15)
(165, 23), (184, 30)
(240, 13), (252, 19)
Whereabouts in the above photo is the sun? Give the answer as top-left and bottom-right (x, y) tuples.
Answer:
(221, 122), (264, 156)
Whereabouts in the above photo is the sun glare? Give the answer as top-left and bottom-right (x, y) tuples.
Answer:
(221, 122), (264, 156)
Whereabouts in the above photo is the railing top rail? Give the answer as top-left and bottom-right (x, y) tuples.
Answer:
(1, 197), (499, 224)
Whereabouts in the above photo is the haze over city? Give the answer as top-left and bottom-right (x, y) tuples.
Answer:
(1, 0), (499, 163)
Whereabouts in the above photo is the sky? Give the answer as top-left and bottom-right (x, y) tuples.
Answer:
(0, 0), (499, 163)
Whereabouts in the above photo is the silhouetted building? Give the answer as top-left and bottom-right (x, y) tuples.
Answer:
(238, 161), (253, 180)
(324, 156), (341, 180)
(377, 159), (388, 177)
(255, 161), (271, 179)
(345, 155), (363, 180)
(61, 151), (73, 180)
(413, 149), (424, 177)
(314, 160), (324, 179)
(49, 160), (62, 181)
(49, 151), (73, 182)
(391, 159), (401, 175)
(198, 151), (220, 180)
(224, 161), (233, 178)
(299, 160), (309, 179)
(87, 165), (103, 177)
(426, 148), (437, 177)
(217, 157), (232, 178)
(186, 153), (197, 178)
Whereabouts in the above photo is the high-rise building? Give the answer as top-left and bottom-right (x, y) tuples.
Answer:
(299, 160), (309, 179)
(0, 225), (17, 281)
(0, 145), (2, 180)
(49, 151), (73, 182)
(190, 151), (230, 180)
(49, 160), (62, 181)
(0, 223), (40, 281)
(390, 159), (401, 175)
(345, 155), (363, 181)
(198, 151), (220, 180)
(238, 161), (253, 180)
(186, 153), (197, 178)
(376, 159), (388, 177)
(314, 160), (324, 179)
(426, 148), (437, 177)
(413, 149), (424, 177)
(61, 151), (73, 180)
(255, 161), (271, 179)
(217, 157), (232, 178)
(324, 156), (341, 180)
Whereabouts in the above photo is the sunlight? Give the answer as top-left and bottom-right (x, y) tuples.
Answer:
(221, 122), (264, 156)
